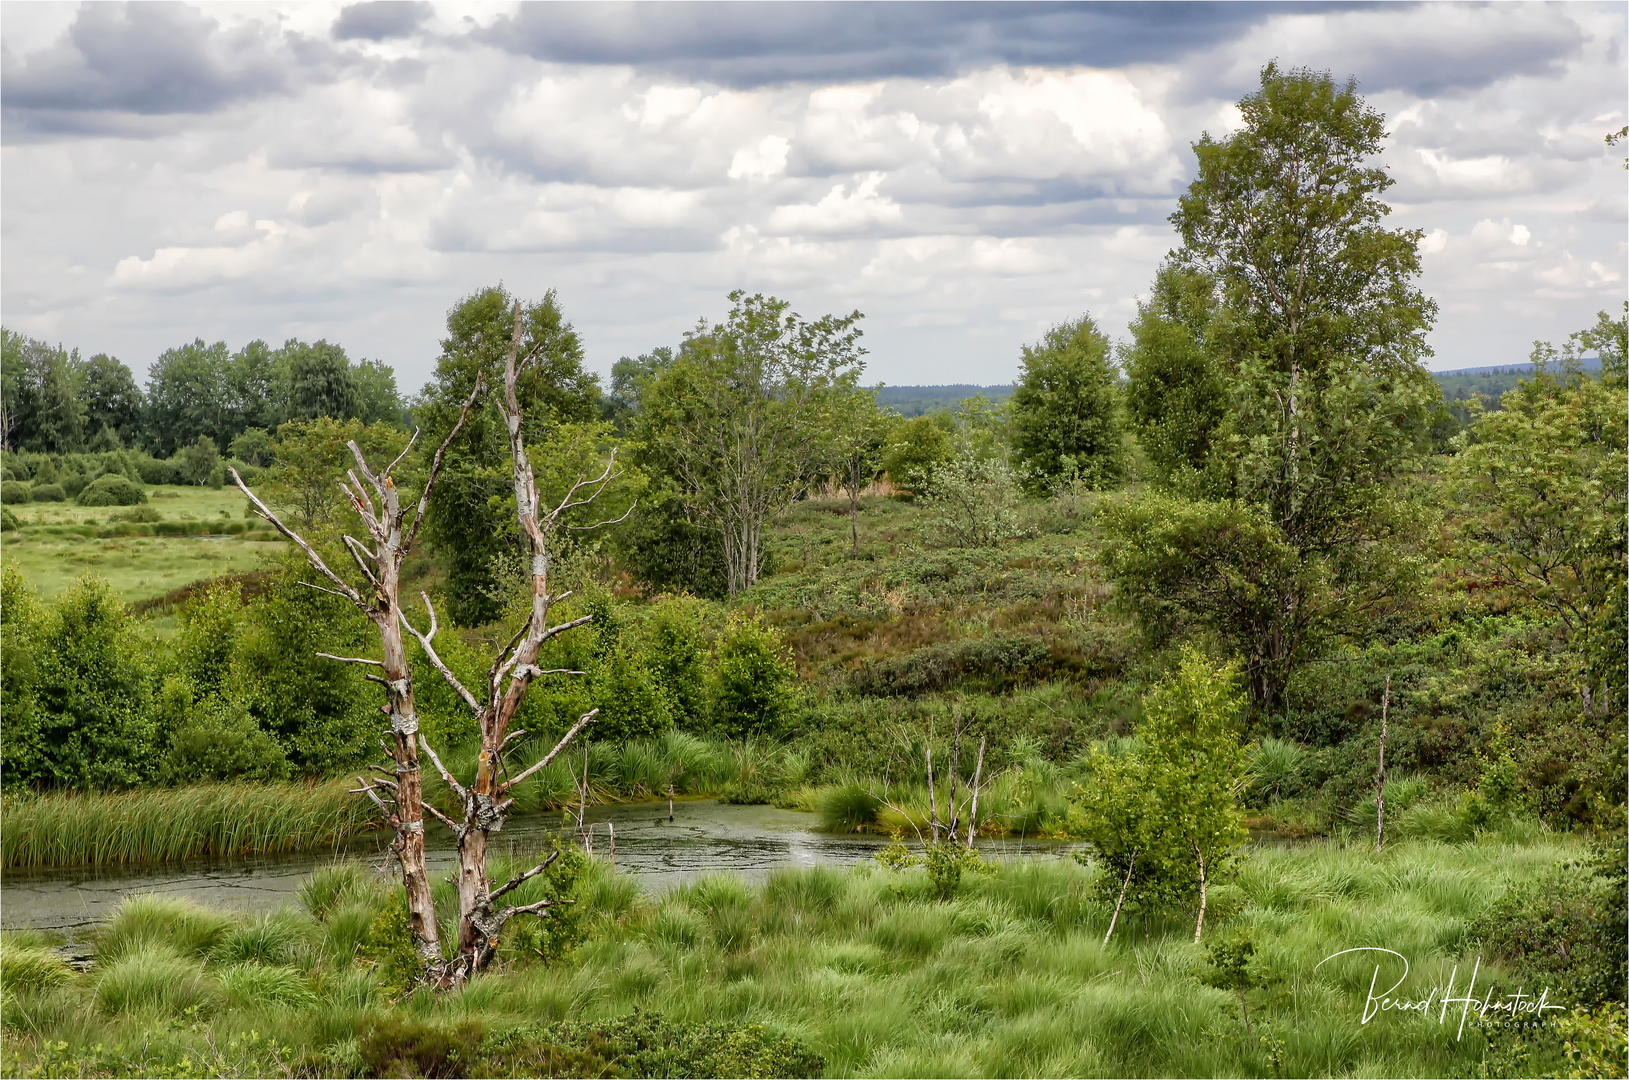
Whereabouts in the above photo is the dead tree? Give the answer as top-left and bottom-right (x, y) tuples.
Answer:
(230, 380), (482, 971)
(235, 300), (628, 986)
(405, 301), (631, 984)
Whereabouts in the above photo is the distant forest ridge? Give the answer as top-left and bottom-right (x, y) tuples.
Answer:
(879, 358), (1604, 416)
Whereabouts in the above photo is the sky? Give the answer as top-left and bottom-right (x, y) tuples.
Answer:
(2, 1), (1624, 393)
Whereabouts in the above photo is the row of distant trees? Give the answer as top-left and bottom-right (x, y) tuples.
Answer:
(0, 332), (404, 457)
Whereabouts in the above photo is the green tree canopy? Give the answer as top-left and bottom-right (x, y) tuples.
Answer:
(144, 339), (233, 455)
(284, 340), (363, 424)
(1109, 64), (1441, 712)
(417, 285), (601, 625)
(638, 291), (865, 595)
(79, 354), (146, 448)
(1009, 315), (1125, 492)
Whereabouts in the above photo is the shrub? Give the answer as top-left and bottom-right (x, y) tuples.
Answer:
(134, 457), (180, 485)
(0, 508), (18, 531)
(112, 505), (162, 523)
(29, 483), (64, 502)
(59, 472), (88, 497)
(1, 480), (31, 504)
(158, 685), (290, 785)
(76, 473), (146, 506)
(712, 616), (798, 739)
(921, 456), (1023, 547)
(359, 1017), (483, 1079)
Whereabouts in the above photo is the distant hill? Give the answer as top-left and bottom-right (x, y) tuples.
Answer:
(877, 384), (1013, 417)
(875, 360), (1602, 419)
(1434, 357), (1601, 406)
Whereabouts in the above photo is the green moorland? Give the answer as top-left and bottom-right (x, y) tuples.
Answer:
(0, 484), (283, 605)
(3, 66), (1624, 1079)
(0, 835), (1620, 1079)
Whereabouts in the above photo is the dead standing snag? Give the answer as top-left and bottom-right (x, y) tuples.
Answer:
(231, 377), (482, 971)
(235, 300), (629, 986)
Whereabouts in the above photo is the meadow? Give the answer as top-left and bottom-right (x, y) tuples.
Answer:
(0, 485), (283, 605)
(0, 832), (1609, 1079)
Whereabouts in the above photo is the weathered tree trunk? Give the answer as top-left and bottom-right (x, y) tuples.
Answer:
(1376, 675), (1390, 854)
(231, 375), (482, 967)
(1193, 843), (1209, 943)
(409, 300), (628, 984)
(1104, 851), (1137, 947)
(926, 744), (939, 843)
(965, 737), (986, 849)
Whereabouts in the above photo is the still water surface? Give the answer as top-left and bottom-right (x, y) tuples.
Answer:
(2, 799), (1070, 943)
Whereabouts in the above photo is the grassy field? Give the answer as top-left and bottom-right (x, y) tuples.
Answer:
(0, 485), (284, 604)
(0, 834), (1601, 1078)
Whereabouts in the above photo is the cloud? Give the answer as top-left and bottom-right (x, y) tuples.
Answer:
(477, 1), (1370, 88)
(333, 2), (434, 42)
(1, 3), (296, 126)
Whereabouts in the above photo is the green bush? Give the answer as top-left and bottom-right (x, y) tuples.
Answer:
(76, 473), (146, 506)
(134, 457), (180, 485)
(0, 507), (18, 531)
(157, 679), (290, 785)
(29, 482), (64, 502)
(59, 472), (88, 497)
(711, 616), (798, 739)
(1, 480), (31, 504)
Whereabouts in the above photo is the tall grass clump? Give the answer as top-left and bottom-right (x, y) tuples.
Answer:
(2, 781), (378, 869)
(95, 895), (237, 963)
(94, 944), (214, 1016)
(0, 940), (73, 993)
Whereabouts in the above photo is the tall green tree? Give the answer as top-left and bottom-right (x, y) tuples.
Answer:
(78, 354), (145, 448)
(1450, 308), (1627, 718)
(1009, 315), (1125, 492)
(1121, 264), (1229, 480)
(417, 286), (601, 625)
(352, 358), (406, 426)
(229, 340), (287, 433)
(828, 385), (894, 555)
(1, 331), (86, 453)
(1107, 64), (1441, 712)
(638, 291), (865, 595)
(283, 340), (363, 423)
(145, 338), (233, 455)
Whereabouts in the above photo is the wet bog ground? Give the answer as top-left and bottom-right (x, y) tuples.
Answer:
(1, 799), (1069, 944)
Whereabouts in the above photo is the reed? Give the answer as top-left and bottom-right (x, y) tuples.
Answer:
(1, 781), (377, 869)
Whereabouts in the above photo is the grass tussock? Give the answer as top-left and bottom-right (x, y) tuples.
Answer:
(1, 781), (376, 869)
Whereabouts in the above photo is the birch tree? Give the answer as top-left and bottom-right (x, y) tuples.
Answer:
(640, 291), (865, 595)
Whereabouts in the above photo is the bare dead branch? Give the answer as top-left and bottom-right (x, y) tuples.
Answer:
(515, 667), (586, 680)
(501, 708), (598, 793)
(418, 592), (439, 642)
(383, 428), (421, 480)
(315, 652), (385, 667)
(231, 468), (364, 607)
(500, 896), (569, 922)
(405, 375), (485, 552)
(490, 849), (561, 903)
(298, 580), (357, 601)
(417, 734), (471, 802)
(401, 606), (483, 715)
(422, 801), (462, 834)
(565, 501), (637, 531)
(343, 534), (382, 589)
(535, 614), (594, 646)
(351, 778), (397, 823)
